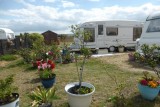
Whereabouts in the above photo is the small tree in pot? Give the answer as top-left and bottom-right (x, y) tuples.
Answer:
(0, 75), (19, 107)
(65, 25), (95, 107)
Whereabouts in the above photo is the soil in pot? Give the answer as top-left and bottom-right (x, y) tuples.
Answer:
(68, 85), (92, 94)
(0, 93), (19, 106)
(39, 103), (52, 107)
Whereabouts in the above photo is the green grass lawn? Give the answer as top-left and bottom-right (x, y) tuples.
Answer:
(0, 55), (160, 107)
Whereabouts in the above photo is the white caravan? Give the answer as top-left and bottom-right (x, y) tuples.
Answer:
(71, 20), (143, 52)
(136, 12), (160, 52)
(0, 28), (15, 40)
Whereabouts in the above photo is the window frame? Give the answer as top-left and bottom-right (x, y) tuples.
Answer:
(106, 27), (118, 36)
(146, 19), (160, 33)
(98, 25), (103, 35)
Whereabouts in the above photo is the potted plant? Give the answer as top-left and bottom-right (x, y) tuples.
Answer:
(0, 75), (19, 107)
(65, 25), (95, 107)
(138, 71), (160, 101)
(37, 59), (56, 88)
(118, 45), (124, 52)
(128, 52), (135, 61)
(29, 86), (56, 107)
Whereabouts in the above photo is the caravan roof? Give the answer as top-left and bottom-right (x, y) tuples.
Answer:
(81, 20), (143, 28)
(146, 12), (160, 21)
(0, 28), (14, 34)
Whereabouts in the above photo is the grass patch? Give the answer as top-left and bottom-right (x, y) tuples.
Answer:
(0, 54), (17, 61)
(0, 55), (160, 107)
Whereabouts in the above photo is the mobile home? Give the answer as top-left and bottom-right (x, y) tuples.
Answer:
(71, 20), (143, 52)
(0, 28), (15, 40)
(136, 12), (160, 52)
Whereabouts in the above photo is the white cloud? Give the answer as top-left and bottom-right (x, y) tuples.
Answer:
(88, 0), (100, 2)
(1, 2), (160, 34)
(61, 0), (75, 8)
(43, 0), (56, 3)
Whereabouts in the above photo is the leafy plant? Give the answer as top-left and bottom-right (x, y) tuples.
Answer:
(17, 48), (32, 63)
(28, 33), (44, 46)
(37, 60), (56, 79)
(70, 25), (92, 94)
(118, 45), (124, 48)
(29, 86), (56, 107)
(142, 44), (160, 78)
(139, 71), (160, 88)
(0, 75), (18, 105)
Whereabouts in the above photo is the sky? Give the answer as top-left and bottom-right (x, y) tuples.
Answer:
(0, 0), (160, 35)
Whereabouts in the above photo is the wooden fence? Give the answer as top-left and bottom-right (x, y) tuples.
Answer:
(0, 36), (31, 55)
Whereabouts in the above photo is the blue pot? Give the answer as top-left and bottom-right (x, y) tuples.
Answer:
(41, 76), (56, 88)
(138, 83), (160, 100)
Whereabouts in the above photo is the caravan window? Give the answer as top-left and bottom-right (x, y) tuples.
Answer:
(106, 27), (118, 36)
(147, 19), (160, 32)
(98, 25), (103, 35)
(133, 27), (142, 41)
(84, 28), (95, 42)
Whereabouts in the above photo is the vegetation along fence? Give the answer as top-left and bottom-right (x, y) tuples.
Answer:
(0, 36), (31, 55)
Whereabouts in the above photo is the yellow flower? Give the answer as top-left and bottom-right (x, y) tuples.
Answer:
(148, 81), (158, 88)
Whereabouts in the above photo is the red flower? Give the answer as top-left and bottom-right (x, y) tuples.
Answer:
(48, 60), (52, 64)
(36, 61), (41, 66)
(42, 61), (46, 64)
(140, 79), (148, 86)
(50, 63), (55, 69)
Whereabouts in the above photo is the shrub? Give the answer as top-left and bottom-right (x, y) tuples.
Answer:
(17, 48), (32, 63)
(0, 75), (18, 105)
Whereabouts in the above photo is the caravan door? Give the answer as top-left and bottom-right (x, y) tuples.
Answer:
(96, 24), (106, 48)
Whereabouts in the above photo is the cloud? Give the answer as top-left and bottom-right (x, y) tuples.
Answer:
(61, 0), (76, 8)
(43, 0), (56, 3)
(0, 2), (160, 34)
(88, 0), (100, 2)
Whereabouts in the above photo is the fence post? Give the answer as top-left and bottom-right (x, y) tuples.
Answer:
(14, 36), (21, 49)
(0, 40), (7, 55)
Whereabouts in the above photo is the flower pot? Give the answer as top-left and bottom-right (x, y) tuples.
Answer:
(65, 82), (95, 107)
(138, 83), (160, 100)
(128, 54), (135, 61)
(118, 47), (124, 52)
(41, 76), (56, 88)
(0, 93), (19, 107)
(39, 103), (52, 107)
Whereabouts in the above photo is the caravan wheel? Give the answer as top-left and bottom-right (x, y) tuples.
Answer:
(109, 46), (115, 52)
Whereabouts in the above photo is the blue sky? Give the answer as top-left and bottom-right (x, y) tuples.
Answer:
(0, 0), (160, 35)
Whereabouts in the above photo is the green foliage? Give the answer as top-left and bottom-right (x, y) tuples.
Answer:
(134, 44), (160, 78)
(70, 24), (92, 89)
(31, 41), (48, 62)
(29, 33), (44, 43)
(50, 44), (61, 60)
(0, 54), (17, 61)
(69, 85), (93, 94)
(80, 47), (92, 58)
(29, 86), (56, 106)
(0, 75), (18, 104)
(39, 71), (56, 79)
(17, 48), (32, 63)
(78, 86), (93, 94)
(31, 40), (59, 61)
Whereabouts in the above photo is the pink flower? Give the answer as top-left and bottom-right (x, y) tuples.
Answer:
(42, 63), (47, 70)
